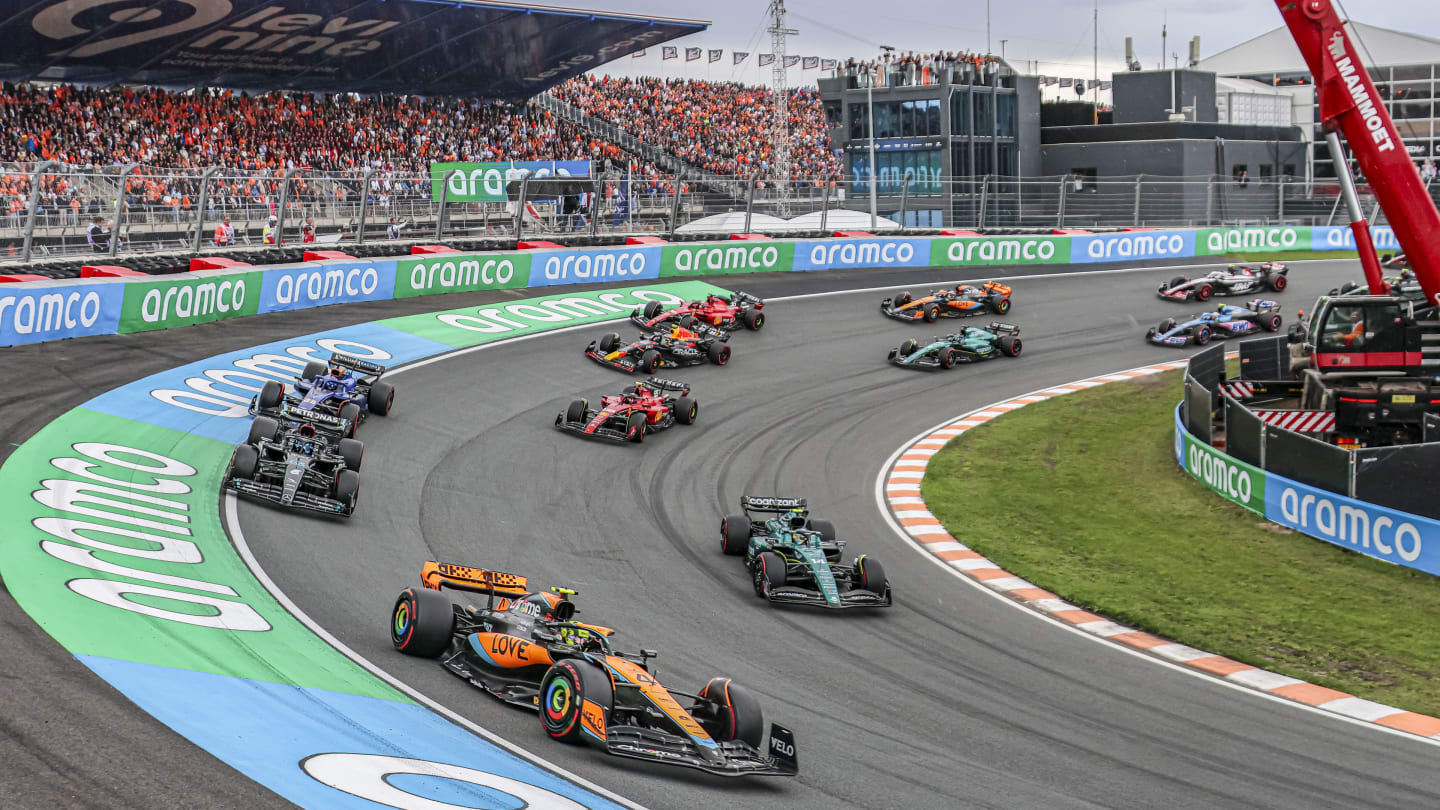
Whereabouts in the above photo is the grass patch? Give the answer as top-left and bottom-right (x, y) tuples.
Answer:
(1222, 250), (1360, 262)
(923, 368), (1440, 715)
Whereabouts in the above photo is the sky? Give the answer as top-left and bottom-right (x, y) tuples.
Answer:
(584, 0), (1434, 99)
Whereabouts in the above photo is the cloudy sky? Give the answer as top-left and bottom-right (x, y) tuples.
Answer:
(588, 0), (1433, 93)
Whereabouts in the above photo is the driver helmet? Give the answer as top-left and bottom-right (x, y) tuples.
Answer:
(787, 508), (808, 530)
(670, 324), (694, 340)
(1217, 303), (1227, 312)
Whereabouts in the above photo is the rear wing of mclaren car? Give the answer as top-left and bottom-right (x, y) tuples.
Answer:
(420, 561), (529, 598)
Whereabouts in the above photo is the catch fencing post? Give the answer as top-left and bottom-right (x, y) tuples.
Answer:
(1055, 175), (1068, 229)
(1133, 174), (1144, 226)
(108, 162), (136, 259)
(1277, 175), (1286, 223)
(21, 160), (52, 262)
(668, 172), (685, 239)
(514, 175), (530, 239)
(589, 178), (601, 236)
(356, 167), (376, 245)
(191, 166), (221, 252)
(978, 175), (991, 229)
(899, 181), (910, 227)
(819, 183), (832, 231)
(274, 167), (300, 246)
(743, 172), (757, 233)
(436, 169), (458, 239)
(1205, 176), (1216, 226)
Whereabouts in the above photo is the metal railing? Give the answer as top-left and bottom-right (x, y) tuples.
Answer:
(6, 163), (1435, 264)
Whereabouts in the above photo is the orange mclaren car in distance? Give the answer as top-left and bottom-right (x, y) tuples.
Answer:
(880, 280), (1013, 323)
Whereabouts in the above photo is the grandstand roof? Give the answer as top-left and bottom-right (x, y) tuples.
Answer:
(1199, 22), (1440, 77)
(0, 0), (707, 99)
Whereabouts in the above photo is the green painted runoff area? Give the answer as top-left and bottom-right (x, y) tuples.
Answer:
(0, 408), (404, 699)
(922, 369), (1440, 716)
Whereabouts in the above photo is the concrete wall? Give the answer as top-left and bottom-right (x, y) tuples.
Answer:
(1113, 69), (1218, 124)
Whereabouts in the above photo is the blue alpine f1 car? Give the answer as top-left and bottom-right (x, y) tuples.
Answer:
(1146, 300), (1283, 347)
(251, 353), (396, 436)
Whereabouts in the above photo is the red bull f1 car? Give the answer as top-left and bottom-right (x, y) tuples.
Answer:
(1146, 300), (1283, 346)
(554, 377), (698, 442)
(630, 291), (764, 332)
(389, 561), (799, 777)
(720, 496), (892, 609)
(585, 324), (731, 374)
(1157, 263), (1288, 302)
(880, 281), (1012, 323)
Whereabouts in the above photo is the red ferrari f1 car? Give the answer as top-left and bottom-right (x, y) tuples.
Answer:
(630, 291), (765, 332)
(555, 377), (698, 442)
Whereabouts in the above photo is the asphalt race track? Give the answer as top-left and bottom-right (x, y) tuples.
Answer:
(230, 258), (1439, 810)
(5, 258), (1437, 809)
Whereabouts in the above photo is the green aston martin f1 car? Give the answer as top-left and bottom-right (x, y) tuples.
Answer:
(719, 496), (891, 609)
(886, 322), (1022, 370)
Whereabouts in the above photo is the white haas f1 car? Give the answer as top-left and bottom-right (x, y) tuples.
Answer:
(1157, 263), (1288, 302)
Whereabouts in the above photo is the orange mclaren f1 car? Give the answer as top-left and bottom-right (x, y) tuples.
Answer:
(880, 280), (1013, 322)
(389, 561), (798, 777)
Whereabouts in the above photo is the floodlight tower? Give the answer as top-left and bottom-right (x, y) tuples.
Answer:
(768, 0), (798, 215)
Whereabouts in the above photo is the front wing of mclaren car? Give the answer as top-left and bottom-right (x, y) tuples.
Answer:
(228, 477), (354, 516)
(584, 342), (640, 372)
(764, 584), (892, 608)
(879, 299), (925, 321)
(603, 723), (798, 777)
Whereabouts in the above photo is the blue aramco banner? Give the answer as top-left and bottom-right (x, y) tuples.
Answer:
(792, 238), (933, 271)
(0, 1), (705, 98)
(0, 281), (123, 345)
(1071, 230), (1197, 264)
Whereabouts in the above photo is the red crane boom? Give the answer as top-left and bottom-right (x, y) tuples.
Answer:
(1276, 0), (1440, 303)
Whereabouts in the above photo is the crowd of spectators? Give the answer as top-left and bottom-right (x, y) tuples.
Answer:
(834, 51), (1005, 88)
(550, 76), (840, 181)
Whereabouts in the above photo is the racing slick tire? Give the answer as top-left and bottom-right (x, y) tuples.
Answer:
(939, 348), (958, 369)
(390, 586), (454, 658)
(1269, 274), (1288, 292)
(598, 333), (621, 353)
(988, 294), (1012, 314)
(625, 411), (647, 442)
(247, 416), (280, 445)
(854, 555), (889, 594)
(1159, 318), (1176, 334)
(740, 308), (764, 331)
(895, 291), (913, 307)
(368, 380), (394, 416)
(693, 678), (765, 749)
(258, 380), (284, 410)
(999, 335), (1022, 357)
(301, 360), (327, 381)
(1194, 326), (1212, 346)
(753, 551), (786, 597)
(675, 396), (698, 425)
(1167, 276), (1188, 290)
(721, 515), (750, 556)
(808, 518), (836, 542)
(1195, 283), (1214, 302)
(229, 443), (259, 480)
(640, 349), (663, 374)
(678, 315), (700, 330)
(540, 660), (613, 745)
(642, 300), (665, 320)
(923, 304), (941, 323)
(565, 399), (588, 424)
(1262, 313), (1283, 332)
(338, 438), (364, 472)
(898, 339), (918, 357)
(335, 469), (360, 510)
(707, 342), (731, 366)
(338, 402), (362, 438)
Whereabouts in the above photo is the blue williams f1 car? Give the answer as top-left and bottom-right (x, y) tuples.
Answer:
(887, 323), (1022, 370)
(720, 496), (891, 609)
(1146, 300), (1283, 347)
(251, 353), (395, 436)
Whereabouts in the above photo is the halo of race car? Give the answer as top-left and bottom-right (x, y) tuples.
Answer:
(224, 262), (1299, 787)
